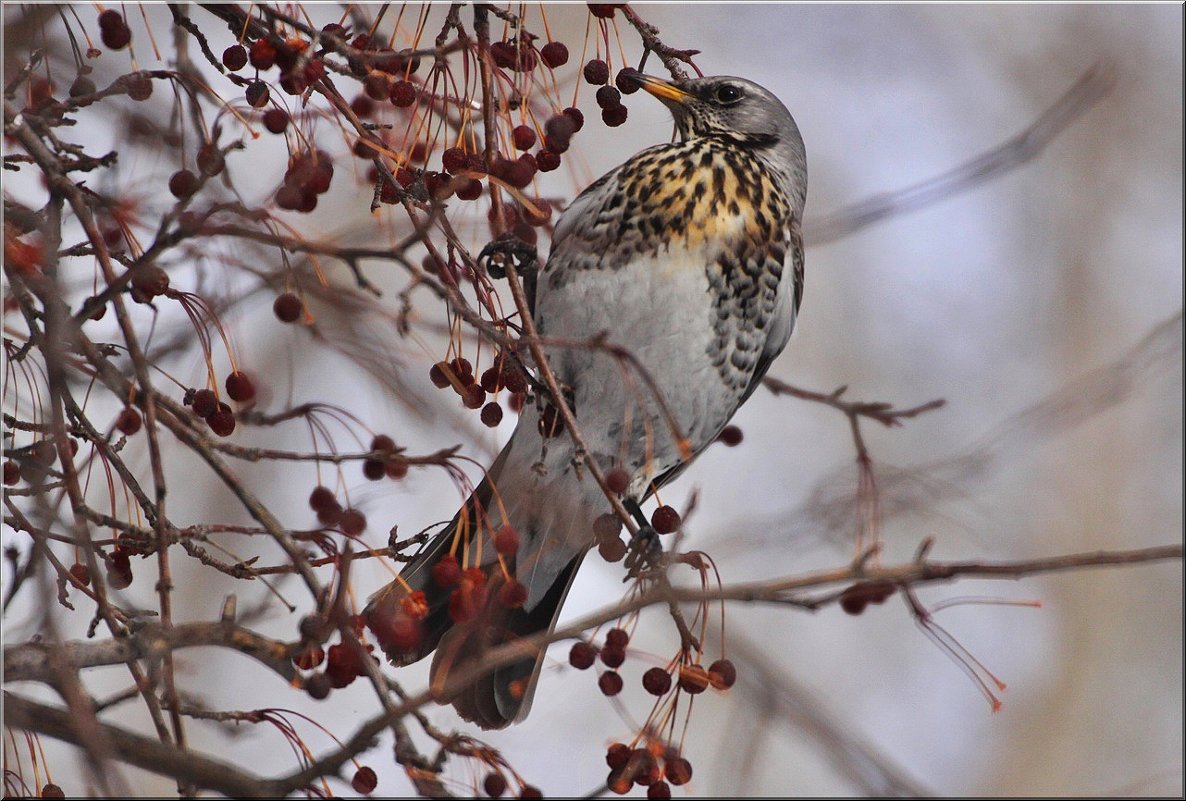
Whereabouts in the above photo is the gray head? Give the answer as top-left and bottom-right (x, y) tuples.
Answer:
(630, 73), (806, 207)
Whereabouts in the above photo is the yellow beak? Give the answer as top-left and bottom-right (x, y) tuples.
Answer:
(630, 74), (692, 105)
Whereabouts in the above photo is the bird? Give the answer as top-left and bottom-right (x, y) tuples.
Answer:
(364, 72), (807, 729)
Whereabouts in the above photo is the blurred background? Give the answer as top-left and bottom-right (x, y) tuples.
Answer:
(4, 3), (1182, 797)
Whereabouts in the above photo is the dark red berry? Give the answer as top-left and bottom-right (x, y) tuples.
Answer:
(309, 485), (336, 511)
(540, 41), (569, 68)
(191, 388), (218, 418)
(628, 750), (660, 787)
(607, 769), (631, 795)
(456, 178), (483, 200)
(596, 86), (622, 109)
(519, 785), (542, 799)
(512, 124), (537, 151)
(616, 67), (642, 94)
(340, 508), (366, 536)
(493, 525), (519, 555)
(583, 59), (609, 85)
(429, 362), (452, 388)
(250, 39), (277, 70)
(598, 670), (623, 696)
(263, 108), (289, 134)
(69, 562), (91, 587)
(371, 434), (395, 452)
(40, 785), (65, 800)
(678, 664), (709, 694)
(462, 384), (486, 410)
(480, 402), (503, 427)
(593, 513), (621, 542)
(363, 459), (386, 480)
(665, 757), (692, 786)
(432, 554), (462, 588)
(442, 147), (468, 174)
(106, 549), (133, 589)
(316, 499), (343, 527)
(168, 170), (199, 200)
(115, 407), (141, 436)
(2, 460), (20, 486)
(222, 44), (248, 71)
(245, 80), (269, 108)
(544, 114), (575, 152)
(101, 19), (131, 50)
(304, 671), (331, 699)
(598, 536), (626, 563)
(708, 658), (737, 690)
(605, 627), (629, 649)
(588, 4), (622, 18)
(569, 641), (597, 670)
(98, 9), (122, 30)
(839, 580), (896, 615)
(606, 742), (631, 770)
(602, 104), (628, 127)
(536, 150), (561, 172)
(363, 73), (389, 101)
(225, 371), (255, 402)
(605, 467), (630, 494)
(273, 292), (303, 322)
(352, 766), (378, 795)
(131, 265), (169, 299)
(449, 357), (474, 383)
(389, 80), (416, 107)
(497, 579), (527, 609)
(562, 106), (585, 131)
(197, 143), (225, 177)
(293, 644), (325, 670)
(717, 425), (743, 446)
(483, 772), (507, 798)
(651, 505), (680, 534)
(351, 94), (375, 118)
(643, 667), (672, 695)
(207, 403), (236, 437)
(600, 646), (625, 668)
(385, 458), (408, 479)
(647, 781), (671, 800)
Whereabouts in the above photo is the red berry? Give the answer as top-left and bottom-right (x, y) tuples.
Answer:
(40, 785), (65, 800)
(197, 143), (225, 177)
(340, 508), (366, 536)
(602, 104), (628, 127)
(651, 505), (680, 534)
(273, 292), (303, 322)
(642, 667), (672, 696)
(363, 73), (389, 100)
(598, 670), (623, 696)
(520, 785), (542, 799)
(717, 424), (743, 446)
(363, 459), (386, 480)
(304, 671), (331, 699)
(708, 658), (737, 690)
(665, 757), (692, 786)
(442, 147), (468, 174)
(593, 513), (621, 542)
(191, 388), (218, 418)
(598, 536), (626, 563)
(389, 80), (417, 107)
(432, 554), (462, 588)
(588, 4), (622, 18)
(449, 357), (474, 383)
(536, 150), (561, 172)
(839, 580), (895, 614)
(562, 106), (585, 131)
(606, 742), (630, 769)
(106, 549), (133, 589)
(97, 9), (122, 30)
(225, 371), (255, 402)
(245, 80), (269, 108)
(605, 627), (629, 649)
(2, 460), (20, 486)
(207, 403), (236, 437)
(309, 485), (336, 511)
(222, 44), (248, 71)
(371, 434), (395, 452)
(605, 467), (630, 495)
(483, 772), (507, 798)
(480, 402), (504, 428)
(456, 178), (483, 200)
(647, 781), (671, 800)
(544, 115), (575, 153)
(568, 641), (597, 670)
(69, 562), (91, 587)
(497, 579), (527, 608)
(616, 67), (642, 94)
(596, 86), (622, 109)
(101, 20), (131, 50)
(293, 644), (325, 670)
(429, 361), (452, 388)
(462, 384), (486, 410)
(628, 750), (660, 786)
(600, 646), (625, 669)
(493, 525), (519, 555)
(115, 407), (141, 436)
(351, 94), (375, 118)
(512, 124), (537, 151)
(168, 169), (199, 199)
(385, 458), (409, 479)
(316, 499), (343, 527)
(583, 59), (609, 85)
(263, 108), (289, 134)
(540, 41), (569, 68)
(678, 664), (709, 694)
(352, 767), (378, 795)
(249, 38), (277, 70)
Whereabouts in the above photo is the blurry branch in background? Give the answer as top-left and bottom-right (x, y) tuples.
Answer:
(806, 63), (1117, 245)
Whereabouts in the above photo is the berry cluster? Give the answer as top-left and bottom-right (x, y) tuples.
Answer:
(428, 354), (527, 428)
(184, 371), (255, 438)
(308, 485), (368, 536)
(360, 434), (408, 483)
(604, 741), (693, 799)
(276, 149), (335, 212)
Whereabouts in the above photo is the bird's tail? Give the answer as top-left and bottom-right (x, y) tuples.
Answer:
(363, 421), (605, 728)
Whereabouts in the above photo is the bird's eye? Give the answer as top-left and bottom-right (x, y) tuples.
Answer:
(714, 84), (744, 105)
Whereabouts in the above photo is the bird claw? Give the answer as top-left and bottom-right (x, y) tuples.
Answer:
(623, 525), (663, 579)
(477, 231), (538, 279)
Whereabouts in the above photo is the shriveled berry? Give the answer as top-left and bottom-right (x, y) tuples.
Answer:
(273, 292), (303, 322)
(106, 549), (133, 589)
(389, 80), (417, 107)
(432, 554), (462, 588)
(717, 424), (743, 446)
(115, 407), (142, 435)
(352, 766), (378, 794)
(568, 641), (597, 670)
(304, 671), (331, 699)
(708, 658), (737, 689)
(606, 742), (631, 770)
(340, 508), (366, 536)
(512, 124), (537, 151)
(602, 104), (628, 127)
(678, 663), (709, 694)
(583, 58), (609, 85)
(308, 485), (336, 511)
(480, 402), (504, 427)
(126, 73), (153, 101)
(191, 388), (218, 418)
(132, 265), (170, 298)
(665, 757), (692, 786)
(3, 460), (20, 486)
(222, 44), (248, 71)
(225, 371), (256, 402)
(483, 772), (507, 798)
(540, 41), (569, 68)
(69, 562), (91, 587)
(493, 525), (519, 555)
(449, 357), (474, 383)
(598, 670), (623, 696)
(605, 627), (630, 649)
(600, 646), (625, 669)
(197, 143), (226, 177)
(69, 75), (96, 97)
(263, 108), (289, 134)
(596, 85), (622, 109)
(245, 80), (269, 108)
(616, 67), (642, 94)
(651, 505), (680, 534)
